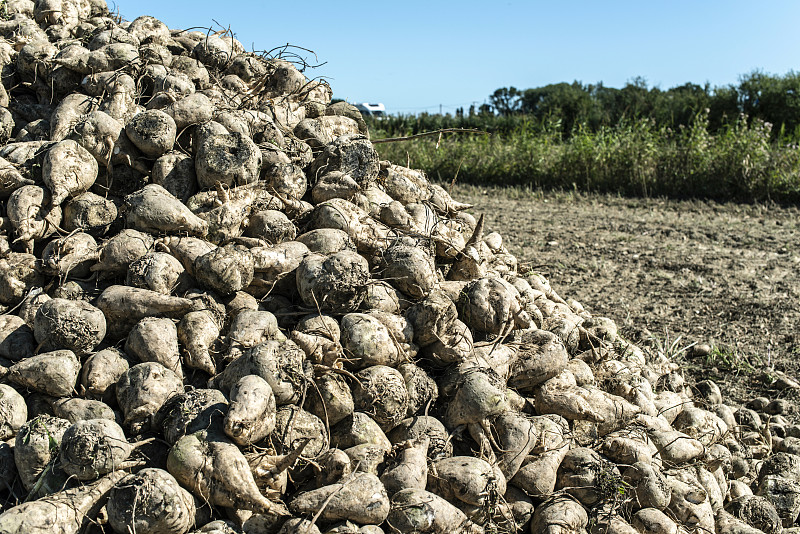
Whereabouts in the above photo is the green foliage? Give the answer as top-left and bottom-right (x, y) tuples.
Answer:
(520, 81), (604, 133)
(595, 464), (631, 502)
(379, 70), (800, 142)
(367, 112), (537, 138)
(490, 87), (523, 116)
(371, 110), (800, 203)
(367, 70), (800, 202)
(704, 345), (761, 375)
(644, 333), (696, 363)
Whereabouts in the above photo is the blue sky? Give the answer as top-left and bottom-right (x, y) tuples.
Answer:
(117, 0), (800, 114)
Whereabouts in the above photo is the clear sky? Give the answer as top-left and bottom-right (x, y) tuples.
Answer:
(116, 0), (800, 115)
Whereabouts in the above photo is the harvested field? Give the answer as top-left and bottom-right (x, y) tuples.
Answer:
(456, 185), (800, 405)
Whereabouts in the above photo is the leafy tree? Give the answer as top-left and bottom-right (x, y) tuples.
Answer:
(707, 85), (739, 130)
(520, 82), (596, 133)
(653, 83), (711, 128)
(617, 77), (656, 120)
(738, 70), (800, 136)
(469, 70), (800, 141)
(489, 87), (522, 116)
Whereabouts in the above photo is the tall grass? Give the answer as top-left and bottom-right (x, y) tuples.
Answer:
(370, 113), (800, 203)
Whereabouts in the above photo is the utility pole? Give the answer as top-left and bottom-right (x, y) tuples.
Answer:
(439, 104), (442, 115)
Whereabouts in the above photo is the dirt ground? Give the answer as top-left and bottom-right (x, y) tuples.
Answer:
(454, 185), (800, 406)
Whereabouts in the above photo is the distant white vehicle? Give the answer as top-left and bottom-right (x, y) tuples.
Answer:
(354, 103), (387, 117)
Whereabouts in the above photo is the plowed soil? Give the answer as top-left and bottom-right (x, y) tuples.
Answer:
(455, 185), (800, 406)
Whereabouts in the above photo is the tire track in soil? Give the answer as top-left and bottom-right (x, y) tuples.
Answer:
(455, 186), (800, 405)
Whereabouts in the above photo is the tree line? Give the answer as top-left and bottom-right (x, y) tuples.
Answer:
(473, 71), (800, 139)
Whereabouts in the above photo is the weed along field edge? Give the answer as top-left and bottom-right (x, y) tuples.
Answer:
(453, 184), (800, 405)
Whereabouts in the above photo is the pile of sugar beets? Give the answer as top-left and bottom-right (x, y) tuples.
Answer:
(0, 1), (799, 534)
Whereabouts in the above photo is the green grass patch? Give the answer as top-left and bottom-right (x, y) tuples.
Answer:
(704, 345), (762, 375)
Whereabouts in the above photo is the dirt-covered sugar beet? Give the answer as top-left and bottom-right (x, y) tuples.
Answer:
(223, 374), (276, 446)
(59, 418), (143, 481)
(124, 317), (183, 377)
(195, 132), (262, 189)
(0, 385), (27, 440)
(0, 316), (35, 361)
(7, 185), (62, 253)
(62, 192), (118, 234)
(296, 250), (370, 313)
(33, 298), (106, 355)
(126, 251), (190, 295)
(155, 388), (229, 446)
(194, 244), (254, 295)
(7, 350), (81, 397)
(116, 362), (183, 434)
(124, 109), (177, 158)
